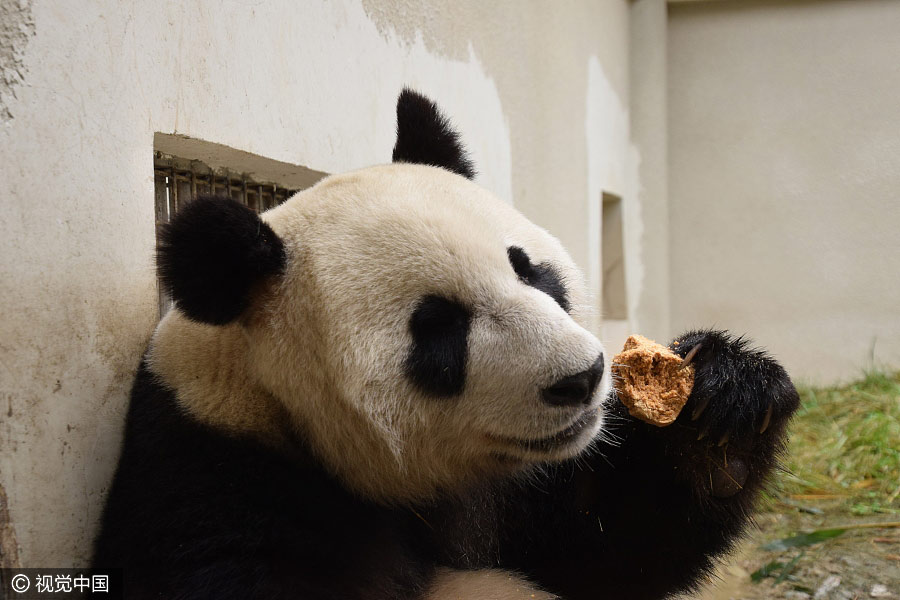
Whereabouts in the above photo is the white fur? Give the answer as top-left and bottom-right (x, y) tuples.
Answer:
(149, 163), (609, 503)
(425, 568), (557, 600)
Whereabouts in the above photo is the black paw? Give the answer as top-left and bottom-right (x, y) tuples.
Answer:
(668, 329), (800, 497)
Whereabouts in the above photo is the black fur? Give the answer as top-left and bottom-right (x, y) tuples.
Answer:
(405, 295), (472, 397)
(507, 246), (570, 312)
(392, 88), (476, 179)
(94, 329), (799, 599)
(494, 329), (801, 599)
(93, 362), (435, 600)
(157, 196), (285, 325)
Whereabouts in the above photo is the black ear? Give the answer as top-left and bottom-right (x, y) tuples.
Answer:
(157, 196), (286, 325)
(392, 88), (476, 179)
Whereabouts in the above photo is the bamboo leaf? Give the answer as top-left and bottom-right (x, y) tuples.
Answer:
(750, 561), (785, 583)
(761, 528), (846, 551)
(774, 550), (805, 584)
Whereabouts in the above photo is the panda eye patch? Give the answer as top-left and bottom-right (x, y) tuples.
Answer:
(405, 295), (472, 398)
(506, 246), (571, 313)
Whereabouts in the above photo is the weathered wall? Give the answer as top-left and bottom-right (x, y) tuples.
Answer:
(0, 0), (634, 567)
(668, 0), (900, 383)
(0, 0), (35, 123)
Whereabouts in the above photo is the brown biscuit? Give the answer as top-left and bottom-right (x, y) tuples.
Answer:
(612, 334), (694, 426)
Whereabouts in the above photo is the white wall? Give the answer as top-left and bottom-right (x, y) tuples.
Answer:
(629, 0), (670, 343)
(0, 0), (634, 568)
(668, 0), (900, 383)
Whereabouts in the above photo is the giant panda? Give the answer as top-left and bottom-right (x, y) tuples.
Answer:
(92, 89), (800, 599)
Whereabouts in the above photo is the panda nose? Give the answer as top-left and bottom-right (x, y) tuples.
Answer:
(541, 354), (605, 407)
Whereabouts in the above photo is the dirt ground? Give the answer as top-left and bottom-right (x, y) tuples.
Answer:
(691, 504), (900, 600)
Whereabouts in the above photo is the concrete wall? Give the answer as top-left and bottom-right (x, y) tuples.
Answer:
(0, 0), (636, 568)
(629, 0), (670, 343)
(668, 0), (900, 383)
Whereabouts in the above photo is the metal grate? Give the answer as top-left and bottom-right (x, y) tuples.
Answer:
(154, 152), (298, 317)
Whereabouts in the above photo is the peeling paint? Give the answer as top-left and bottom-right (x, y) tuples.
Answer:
(0, 0), (35, 123)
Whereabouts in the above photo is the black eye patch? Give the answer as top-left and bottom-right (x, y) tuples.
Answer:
(507, 246), (570, 312)
(405, 295), (472, 397)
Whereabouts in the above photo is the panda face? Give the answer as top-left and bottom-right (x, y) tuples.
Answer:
(247, 163), (608, 500)
(152, 90), (609, 503)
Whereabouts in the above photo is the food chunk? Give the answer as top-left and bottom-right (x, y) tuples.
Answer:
(612, 335), (694, 426)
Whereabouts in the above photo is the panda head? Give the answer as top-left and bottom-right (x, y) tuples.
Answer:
(152, 89), (609, 502)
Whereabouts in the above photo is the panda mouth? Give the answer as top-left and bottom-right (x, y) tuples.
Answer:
(502, 410), (599, 453)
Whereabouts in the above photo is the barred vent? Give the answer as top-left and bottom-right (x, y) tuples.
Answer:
(152, 142), (326, 318)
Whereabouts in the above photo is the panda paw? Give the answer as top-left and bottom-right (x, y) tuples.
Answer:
(668, 329), (800, 497)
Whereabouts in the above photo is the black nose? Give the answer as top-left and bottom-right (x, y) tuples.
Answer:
(541, 354), (605, 407)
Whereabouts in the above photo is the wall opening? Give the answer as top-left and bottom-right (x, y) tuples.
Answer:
(600, 192), (629, 352)
(153, 134), (328, 317)
(601, 192), (627, 320)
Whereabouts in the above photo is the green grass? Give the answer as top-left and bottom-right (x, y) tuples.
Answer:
(775, 370), (900, 515)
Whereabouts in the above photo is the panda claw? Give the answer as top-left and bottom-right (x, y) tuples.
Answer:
(759, 402), (774, 434)
(679, 343), (702, 370)
(697, 428), (708, 441)
(717, 432), (730, 447)
(691, 396), (711, 421)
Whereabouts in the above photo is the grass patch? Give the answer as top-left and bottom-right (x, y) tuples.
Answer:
(774, 370), (900, 515)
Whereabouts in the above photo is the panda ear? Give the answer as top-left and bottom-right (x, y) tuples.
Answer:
(391, 88), (476, 179)
(157, 196), (286, 325)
